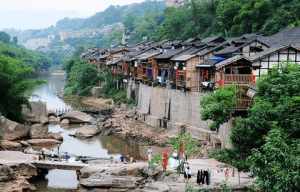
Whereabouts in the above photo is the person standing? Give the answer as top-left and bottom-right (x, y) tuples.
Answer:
(162, 150), (169, 172)
(120, 154), (125, 163)
(147, 147), (153, 166)
(184, 166), (192, 183)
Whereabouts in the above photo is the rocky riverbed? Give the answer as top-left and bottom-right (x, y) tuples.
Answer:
(77, 158), (253, 192)
(0, 151), (38, 192)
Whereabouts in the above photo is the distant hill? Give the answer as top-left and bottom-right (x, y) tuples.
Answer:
(5, 0), (166, 65)
(6, 1), (165, 43)
(55, 1), (166, 31)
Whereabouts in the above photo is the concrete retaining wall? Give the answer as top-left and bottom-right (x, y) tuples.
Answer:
(127, 80), (233, 148)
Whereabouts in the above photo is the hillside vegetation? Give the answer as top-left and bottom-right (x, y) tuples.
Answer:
(126, 0), (300, 41)
(0, 32), (47, 121)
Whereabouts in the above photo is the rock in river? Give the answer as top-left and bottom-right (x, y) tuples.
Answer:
(0, 151), (38, 192)
(0, 165), (15, 182)
(0, 116), (29, 141)
(22, 101), (48, 124)
(80, 175), (144, 189)
(72, 125), (100, 138)
(79, 162), (153, 191)
(0, 140), (22, 151)
(61, 111), (95, 124)
(29, 123), (49, 139)
(27, 139), (62, 147)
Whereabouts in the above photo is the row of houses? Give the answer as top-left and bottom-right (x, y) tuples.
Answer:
(81, 27), (300, 110)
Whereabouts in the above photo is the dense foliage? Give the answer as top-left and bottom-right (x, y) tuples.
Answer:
(126, 0), (300, 41)
(206, 64), (300, 190)
(64, 53), (133, 104)
(64, 56), (99, 96)
(168, 132), (198, 157)
(0, 39), (45, 121)
(200, 85), (236, 131)
(1, 31), (51, 71)
(0, 32), (11, 44)
(249, 128), (300, 192)
(55, 1), (165, 31)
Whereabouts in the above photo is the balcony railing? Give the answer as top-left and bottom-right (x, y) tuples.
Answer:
(224, 74), (254, 85)
(236, 98), (252, 110)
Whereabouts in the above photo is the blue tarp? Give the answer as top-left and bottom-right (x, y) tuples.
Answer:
(209, 56), (225, 62)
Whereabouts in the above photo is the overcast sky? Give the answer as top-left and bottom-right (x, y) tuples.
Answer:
(0, 0), (145, 30)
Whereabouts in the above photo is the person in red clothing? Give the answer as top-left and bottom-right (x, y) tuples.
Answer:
(162, 150), (169, 172)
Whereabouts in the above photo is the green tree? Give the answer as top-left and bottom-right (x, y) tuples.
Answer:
(249, 128), (300, 192)
(0, 32), (10, 44)
(0, 48), (43, 121)
(200, 85), (237, 131)
(210, 64), (300, 174)
(64, 58), (99, 96)
(168, 132), (198, 157)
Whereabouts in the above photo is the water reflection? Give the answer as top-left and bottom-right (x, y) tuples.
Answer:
(31, 73), (145, 190)
(49, 124), (120, 159)
(30, 74), (71, 111)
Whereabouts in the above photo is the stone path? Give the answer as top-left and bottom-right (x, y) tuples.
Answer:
(162, 158), (253, 191)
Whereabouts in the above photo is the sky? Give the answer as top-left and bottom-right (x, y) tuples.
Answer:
(0, 0), (145, 30)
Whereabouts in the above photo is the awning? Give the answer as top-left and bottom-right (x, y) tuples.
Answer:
(196, 64), (212, 68)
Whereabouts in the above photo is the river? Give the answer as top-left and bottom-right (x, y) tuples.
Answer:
(30, 72), (144, 191)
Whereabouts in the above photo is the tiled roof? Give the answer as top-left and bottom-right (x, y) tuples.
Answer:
(155, 48), (186, 59)
(215, 55), (251, 69)
(171, 54), (196, 61)
(250, 44), (300, 66)
(261, 27), (300, 47)
(135, 49), (160, 60)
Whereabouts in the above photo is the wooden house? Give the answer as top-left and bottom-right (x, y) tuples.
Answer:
(171, 54), (200, 91)
(154, 47), (192, 87)
(105, 48), (129, 76)
(214, 55), (256, 110)
(214, 37), (269, 59)
(215, 55), (256, 86)
(135, 49), (161, 82)
(251, 45), (300, 78)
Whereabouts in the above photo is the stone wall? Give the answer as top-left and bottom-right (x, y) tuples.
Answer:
(127, 80), (233, 148)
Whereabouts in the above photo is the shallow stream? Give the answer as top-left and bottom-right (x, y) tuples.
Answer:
(30, 72), (145, 191)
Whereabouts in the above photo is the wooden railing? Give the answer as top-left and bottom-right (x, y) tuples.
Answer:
(224, 74), (254, 85)
(236, 98), (252, 110)
(175, 70), (186, 87)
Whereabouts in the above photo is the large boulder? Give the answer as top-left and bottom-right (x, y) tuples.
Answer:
(138, 181), (171, 192)
(80, 162), (149, 191)
(22, 101), (48, 124)
(73, 125), (100, 138)
(0, 151), (38, 164)
(62, 111), (95, 124)
(29, 124), (49, 139)
(0, 140), (22, 151)
(0, 165), (15, 182)
(0, 116), (29, 141)
(27, 139), (62, 147)
(47, 133), (63, 141)
(9, 163), (37, 179)
(0, 151), (38, 192)
(0, 177), (35, 192)
(80, 175), (143, 189)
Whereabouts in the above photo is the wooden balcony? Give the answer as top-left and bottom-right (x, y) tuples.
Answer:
(236, 98), (252, 110)
(224, 74), (254, 85)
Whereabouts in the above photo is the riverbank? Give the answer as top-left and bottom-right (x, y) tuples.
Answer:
(78, 158), (253, 191)
(63, 95), (169, 146)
